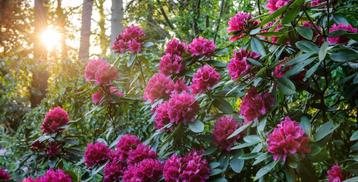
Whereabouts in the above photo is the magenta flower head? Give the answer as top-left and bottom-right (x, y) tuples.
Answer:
(227, 12), (259, 41)
(163, 151), (209, 182)
(160, 53), (185, 75)
(84, 58), (107, 82)
(165, 38), (187, 55)
(46, 142), (62, 158)
(0, 168), (10, 181)
(144, 73), (175, 103)
(123, 159), (163, 182)
(112, 25), (145, 54)
(37, 169), (72, 182)
(127, 144), (157, 165)
(22, 178), (35, 182)
(167, 92), (200, 125)
(163, 154), (182, 181)
(327, 164), (345, 182)
(266, 0), (291, 13)
(213, 116), (241, 151)
(328, 23), (357, 44)
(115, 134), (141, 160)
(267, 117), (311, 161)
(103, 161), (127, 182)
(91, 91), (103, 105)
(41, 107), (69, 134)
(227, 49), (260, 80)
(311, 0), (324, 7)
(154, 102), (171, 130)
(84, 142), (110, 168)
(188, 37), (216, 57)
(173, 79), (189, 94)
(94, 62), (118, 85)
(191, 65), (221, 94)
(273, 63), (290, 78)
(239, 88), (274, 123)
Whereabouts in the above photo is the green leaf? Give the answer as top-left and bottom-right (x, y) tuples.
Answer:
(350, 131), (358, 141)
(143, 41), (154, 48)
(285, 57), (316, 77)
(230, 158), (245, 173)
(304, 61), (321, 79)
(296, 27), (313, 40)
(282, 8), (300, 25)
(254, 160), (278, 181)
(330, 48), (358, 62)
(300, 116), (311, 136)
(244, 135), (261, 144)
(319, 42), (329, 61)
(251, 37), (266, 56)
(314, 121), (339, 141)
(260, 5), (288, 26)
(344, 177), (358, 182)
(213, 98), (234, 114)
(231, 142), (257, 150)
(210, 168), (223, 176)
(253, 153), (270, 166)
(210, 162), (221, 169)
(277, 77), (296, 95)
(127, 53), (136, 67)
(213, 177), (228, 182)
(228, 123), (251, 139)
(239, 153), (259, 160)
(295, 41), (319, 53)
(286, 52), (314, 66)
(189, 120), (204, 133)
(247, 58), (263, 66)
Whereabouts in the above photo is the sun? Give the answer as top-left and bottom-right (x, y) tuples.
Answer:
(40, 27), (62, 51)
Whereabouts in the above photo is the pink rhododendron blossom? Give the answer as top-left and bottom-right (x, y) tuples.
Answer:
(227, 12), (259, 41)
(84, 59), (107, 81)
(328, 23), (358, 44)
(31, 140), (45, 152)
(165, 38), (187, 55)
(91, 91), (103, 105)
(115, 134), (141, 160)
(163, 151), (210, 182)
(0, 168), (10, 181)
(127, 144), (157, 165)
(123, 159), (163, 182)
(37, 169), (72, 182)
(167, 92), (200, 124)
(154, 102), (171, 130)
(188, 37), (216, 57)
(239, 88), (274, 123)
(173, 79), (189, 94)
(267, 117), (311, 161)
(103, 161), (127, 182)
(191, 65), (221, 94)
(327, 164), (345, 182)
(112, 25), (145, 53)
(94, 62), (118, 85)
(227, 49), (260, 80)
(144, 73), (175, 103)
(163, 154), (182, 181)
(213, 116), (240, 151)
(311, 0), (324, 7)
(273, 64), (290, 78)
(271, 24), (283, 43)
(159, 53), (185, 75)
(266, 0), (291, 13)
(23, 178), (35, 182)
(41, 107), (69, 134)
(302, 22), (324, 45)
(46, 142), (62, 157)
(84, 142), (110, 168)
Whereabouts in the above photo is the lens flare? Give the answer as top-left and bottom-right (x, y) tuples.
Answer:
(40, 27), (62, 51)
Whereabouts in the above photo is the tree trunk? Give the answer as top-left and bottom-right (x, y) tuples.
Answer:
(31, 0), (49, 107)
(79, 0), (94, 61)
(110, 0), (123, 54)
(96, 0), (108, 55)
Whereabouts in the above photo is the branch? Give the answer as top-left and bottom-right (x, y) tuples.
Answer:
(156, 0), (175, 30)
(214, 0), (225, 42)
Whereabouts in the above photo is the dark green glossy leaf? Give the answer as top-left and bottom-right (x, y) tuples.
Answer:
(295, 40), (319, 53)
(230, 158), (244, 173)
(188, 120), (204, 133)
(213, 98), (234, 114)
(254, 160), (278, 181)
(296, 27), (313, 40)
(251, 37), (266, 56)
(228, 123), (251, 139)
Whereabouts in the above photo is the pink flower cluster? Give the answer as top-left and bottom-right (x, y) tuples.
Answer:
(273, 64), (290, 78)
(311, 0), (324, 7)
(328, 23), (357, 44)
(84, 142), (110, 168)
(327, 164), (345, 182)
(112, 25), (145, 53)
(213, 116), (241, 151)
(144, 73), (175, 103)
(41, 107), (69, 134)
(46, 142), (62, 158)
(103, 160), (126, 182)
(266, 0), (291, 13)
(188, 37), (216, 57)
(267, 117), (311, 161)
(123, 159), (163, 182)
(160, 38), (187, 75)
(163, 151), (210, 182)
(227, 12), (259, 41)
(191, 65), (221, 94)
(84, 59), (118, 85)
(127, 144), (157, 165)
(239, 88), (274, 123)
(0, 168), (10, 181)
(227, 49), (261, 80)
(24, 169), (72, 182)
(302, 22), (323, 45)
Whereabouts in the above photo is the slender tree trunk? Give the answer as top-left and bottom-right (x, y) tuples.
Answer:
(96, 0), (108, 55)
(79, 0), (94, 61)
(110, 0), (123, 54)
(56, 0), (67, 60)
(31, 0), (49, 107)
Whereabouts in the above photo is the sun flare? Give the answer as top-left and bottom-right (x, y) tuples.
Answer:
(40, 27), (62, 51)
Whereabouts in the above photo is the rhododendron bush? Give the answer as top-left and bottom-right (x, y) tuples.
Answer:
(1, 0), (358, 181)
